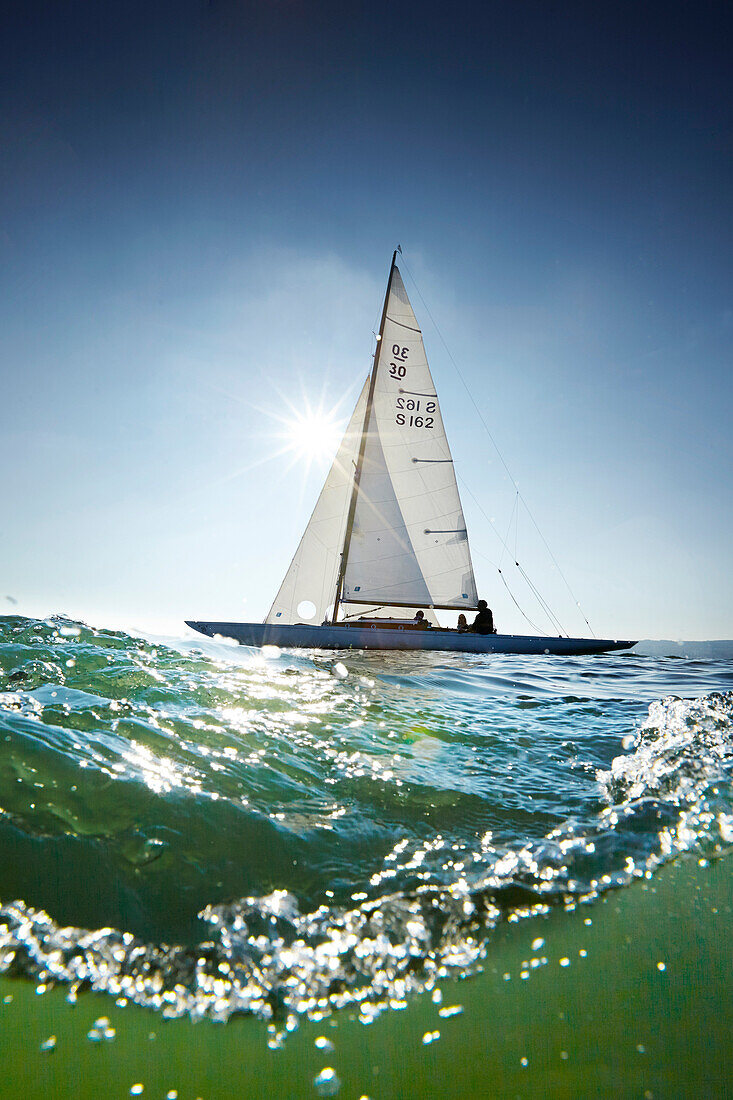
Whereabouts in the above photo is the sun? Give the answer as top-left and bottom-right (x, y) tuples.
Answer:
(285, 409), (343, 462)
(257, 387), (352, 475)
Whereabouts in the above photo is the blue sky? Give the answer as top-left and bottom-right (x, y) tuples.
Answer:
(1, 0), (731, 639)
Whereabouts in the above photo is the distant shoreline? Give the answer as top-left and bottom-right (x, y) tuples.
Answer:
(633, 639), (733, 660)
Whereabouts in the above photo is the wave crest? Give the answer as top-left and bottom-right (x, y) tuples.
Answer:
(1, 691), (731, 1025)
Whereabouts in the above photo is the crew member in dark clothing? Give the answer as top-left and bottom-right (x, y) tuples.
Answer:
(469, 599), (496, 634)
(413, 610), (430, 629)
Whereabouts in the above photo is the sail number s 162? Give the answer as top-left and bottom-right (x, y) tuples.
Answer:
(396, 395), (435, 427)
(396, 413), (434, 428)
(396, 398), (436, 412)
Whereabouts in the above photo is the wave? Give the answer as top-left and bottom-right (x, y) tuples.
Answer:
(0, 616), (731, 1027)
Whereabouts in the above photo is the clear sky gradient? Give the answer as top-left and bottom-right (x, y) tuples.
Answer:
(2, 0), (731, 639)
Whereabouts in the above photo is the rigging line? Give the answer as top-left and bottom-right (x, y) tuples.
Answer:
(496, 568), (548, 636)
(500, 491), (518, 572)
(512, 563), (563, 633)
(458, 474), (565, 635)
(516, 496), (595, 638)
(457, 474), (528, 577)
(515, 562), (567, 636)
(470, 544), (550, 636)
(398, 252), (596, 637)
(451, 476), (552, 634)
(514, 492), (519, 562)
(456, 475), (512, 558)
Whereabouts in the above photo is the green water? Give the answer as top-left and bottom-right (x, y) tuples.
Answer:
(2, 856), (730, 1098)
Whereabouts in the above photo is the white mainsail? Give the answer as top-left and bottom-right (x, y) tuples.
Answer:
(267, 259), (478, 625)
(341, 266), (478, 611)
(265, 379), (368, 625)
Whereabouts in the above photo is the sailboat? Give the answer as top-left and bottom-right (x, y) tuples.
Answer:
(187, 253), (635, 656)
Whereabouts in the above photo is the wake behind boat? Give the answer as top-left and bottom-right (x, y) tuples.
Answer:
(187, 252), (635, 656)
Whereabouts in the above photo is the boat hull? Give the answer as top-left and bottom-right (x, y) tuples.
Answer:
(185, 621), (636, 656)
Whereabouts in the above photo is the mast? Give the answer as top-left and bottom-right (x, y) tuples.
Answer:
(331, 250), (398, 623)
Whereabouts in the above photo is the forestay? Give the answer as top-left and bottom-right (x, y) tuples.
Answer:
(342, 267), (478, 610)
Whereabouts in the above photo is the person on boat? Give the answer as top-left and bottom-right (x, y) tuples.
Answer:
(469, 600), (496, 634)
(457, 613), (468, 632)
(413, 610), (430, 629)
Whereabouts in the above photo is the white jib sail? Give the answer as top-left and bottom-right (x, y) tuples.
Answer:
(342, 266), (478, 610)
(265, 379), (368, 625)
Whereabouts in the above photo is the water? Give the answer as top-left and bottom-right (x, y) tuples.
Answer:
(0, 614), (732, 1095)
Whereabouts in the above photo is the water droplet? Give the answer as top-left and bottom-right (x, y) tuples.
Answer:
(559, 957), (570, 967)
(422, 1030), (440, 1045)
(130, 1087), (144, 1097)
(531, 937), (544, 950)
(315, 1036), (335, 1051)
(520, 1056), (528, 1067)
(313, 1067), (341, 1096)
(657, 961), (666, 972)
(40, 1035), (57, 1053)
(87, 1018), (116, 1042)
